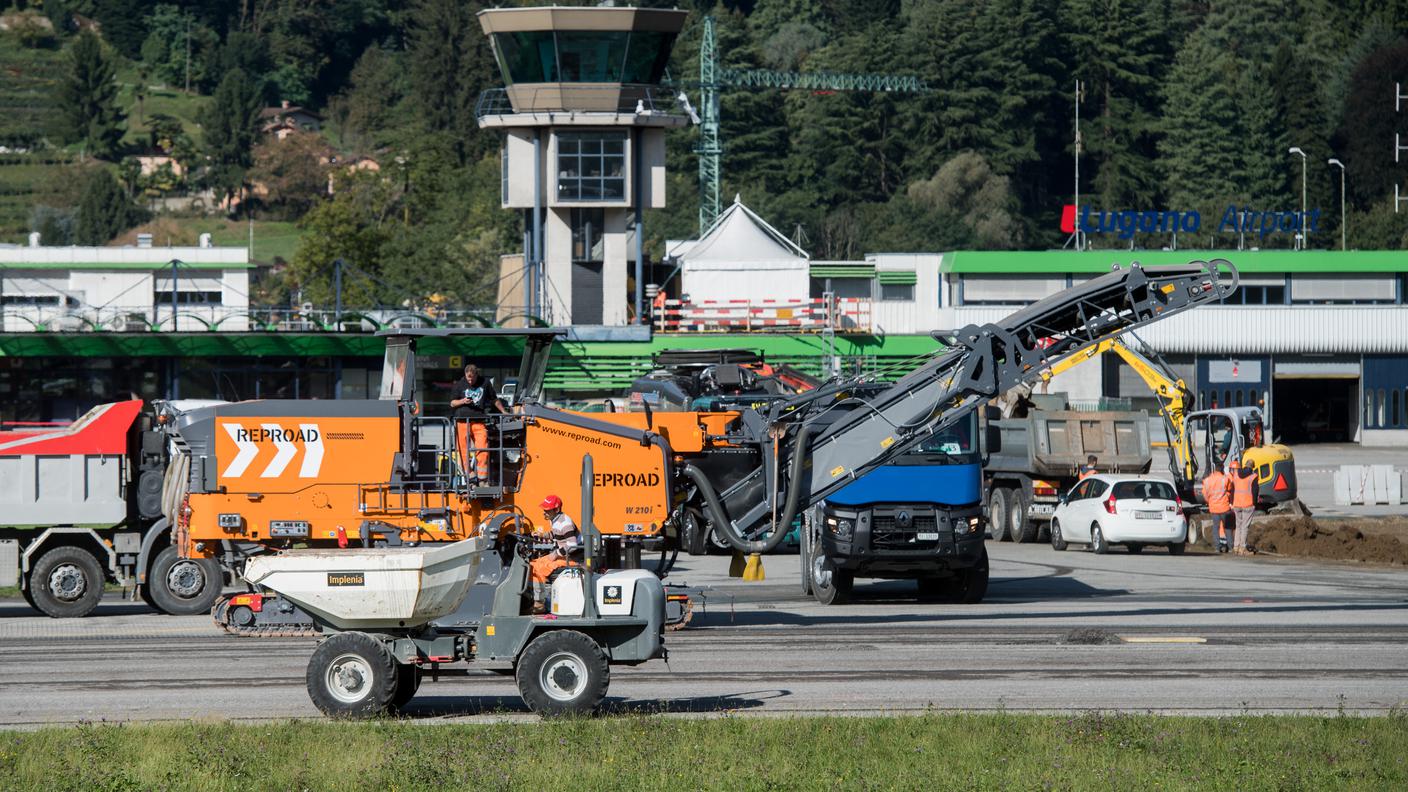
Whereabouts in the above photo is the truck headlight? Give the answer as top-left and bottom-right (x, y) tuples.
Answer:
(825, 517), (853, 539)
(963, 517), (982, 535)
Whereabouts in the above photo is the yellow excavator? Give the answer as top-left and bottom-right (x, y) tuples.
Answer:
(1037, 336), (1298, 519)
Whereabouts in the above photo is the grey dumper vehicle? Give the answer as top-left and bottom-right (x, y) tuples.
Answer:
(245, 456), (667, 718)
(983, 394), (1152, 543)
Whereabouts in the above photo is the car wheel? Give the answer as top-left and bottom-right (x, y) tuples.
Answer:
(147, 546), (224, 616)
(1127, 543), (1144, 555)
(1050, 519), (1068, 551)
(1010, 491), (1037, 543)
(1168, 525), (1188, 555)
(28, 546), (105, 618)
(987, 488), (1009, 542)
(809, 536), (852, 605)
(1090, 524), (1109, 555)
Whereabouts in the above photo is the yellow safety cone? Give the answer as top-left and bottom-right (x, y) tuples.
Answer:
(728, 550), (746, 577)
(742, 553), (765, 581)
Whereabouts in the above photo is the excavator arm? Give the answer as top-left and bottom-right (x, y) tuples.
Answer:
(688, 259), (1238, 553)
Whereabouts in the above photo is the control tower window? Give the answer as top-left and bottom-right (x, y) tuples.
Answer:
(557, 132), (627, 201)
(493, 31), (677, 85)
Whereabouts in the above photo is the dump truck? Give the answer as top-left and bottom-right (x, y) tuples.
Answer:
(0, 400), (224, 617)
(982, 394), (1154, 543)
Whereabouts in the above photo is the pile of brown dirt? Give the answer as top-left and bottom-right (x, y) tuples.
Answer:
(1249, 516), (1408, 566)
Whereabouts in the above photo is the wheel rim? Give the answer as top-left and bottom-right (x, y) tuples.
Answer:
(326, 653), (373, 704)
(165, 559), (206, 599)
(1009, 500), (1024, 538)
(1051, 521), (1061, 546)
(48, 563), (87, 602)
(811, 554), (832, 590)
(540, 651), (588, 702)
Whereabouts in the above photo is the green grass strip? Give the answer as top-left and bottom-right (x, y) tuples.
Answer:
(2, 712), (1406, 791)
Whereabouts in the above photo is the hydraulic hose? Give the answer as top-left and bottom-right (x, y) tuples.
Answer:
(681, 425), (810, 555)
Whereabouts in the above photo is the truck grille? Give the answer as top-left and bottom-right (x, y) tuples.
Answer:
(871, 514), (940, 549)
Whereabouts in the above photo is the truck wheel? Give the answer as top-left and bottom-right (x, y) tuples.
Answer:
(147, 546), (223, 616)
(1010, 491), (1037, 543)
(28, 546), (105, 618)
(987, 488), (1010, 542)
(915, 576), (945, 601)
(391, 663), (422, 712)
(682, 508), (709, 557)
(799, 514), (814, 596)
(306, 632), (398, 719)
(809, 538), (852, 605)
(1090, 524), (1109, 555)
(1050, 519), (1068, 551)
(515, 630), (610, 717)
(949, 547), (989, 604)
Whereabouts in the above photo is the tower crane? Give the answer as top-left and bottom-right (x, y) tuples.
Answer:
(693, 16), (929, 233)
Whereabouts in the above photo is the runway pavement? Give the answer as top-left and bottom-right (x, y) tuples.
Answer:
(1, 542), (1406, 726)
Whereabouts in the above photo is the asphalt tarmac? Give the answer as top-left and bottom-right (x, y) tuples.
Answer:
(2, 542), (1405, 726)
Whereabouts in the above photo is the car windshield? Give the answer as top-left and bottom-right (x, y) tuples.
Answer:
(1111, 481), (1177, 501)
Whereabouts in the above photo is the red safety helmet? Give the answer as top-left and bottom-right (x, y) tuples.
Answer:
(539, 494), (562, 511)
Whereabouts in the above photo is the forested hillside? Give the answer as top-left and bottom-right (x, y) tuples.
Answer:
(4, 0), (1408, 306)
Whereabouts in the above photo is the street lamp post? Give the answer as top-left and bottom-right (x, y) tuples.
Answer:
(1327, 158), (1346, 251)
(1288, 147), (1307, 249)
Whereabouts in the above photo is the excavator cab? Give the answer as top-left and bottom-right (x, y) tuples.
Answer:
(1184, 407), (1296, 508)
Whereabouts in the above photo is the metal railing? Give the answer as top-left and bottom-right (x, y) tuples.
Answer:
(476, 84), (683, 119)
(652, 296), (872, 334)
(0, 304), (511, 333)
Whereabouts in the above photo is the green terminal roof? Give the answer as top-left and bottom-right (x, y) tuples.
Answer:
(0, 331), (946, 391)
(943, 249), (1408, 274)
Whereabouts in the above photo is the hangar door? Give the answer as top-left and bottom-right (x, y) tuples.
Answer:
(1271, 358), (1360, 444)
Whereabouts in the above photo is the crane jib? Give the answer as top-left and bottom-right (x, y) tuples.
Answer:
(800, 260), (1237, 506)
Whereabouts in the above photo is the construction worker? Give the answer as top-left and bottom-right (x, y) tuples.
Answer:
(450, 363), (507, 484)
(529, 495), (582, 612)
(1079, 455), (1099, 479)
(1202, 467), (1232, 553)
(1230, 460), (1258, 555)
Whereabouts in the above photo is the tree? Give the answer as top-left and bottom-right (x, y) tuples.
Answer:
(904, 151), (1023, 250)
(58, 30), (126, 160)
(203, 68), (266, 204)
(89, 0), (149, 59)
(140, 5), (221, 91)
(407, 0), (500, 165)
(327, 46), (408, 152)
(1063, 0), (1171, 210)
(288, 170), (398, 306)
(75, 169), (149, 245)
(249, 134), (335, 218)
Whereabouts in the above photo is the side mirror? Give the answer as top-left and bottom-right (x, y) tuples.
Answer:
(1057, 494), (1068, 505)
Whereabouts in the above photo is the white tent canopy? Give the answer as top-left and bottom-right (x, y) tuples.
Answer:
(666, 197), (809, 303)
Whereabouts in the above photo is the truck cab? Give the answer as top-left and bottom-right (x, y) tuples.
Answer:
(802, 412), (987, 605)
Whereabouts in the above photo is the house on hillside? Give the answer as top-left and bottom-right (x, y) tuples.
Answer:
(260, 101), (323, 139)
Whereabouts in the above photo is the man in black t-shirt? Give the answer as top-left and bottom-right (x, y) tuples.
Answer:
(450, 363), (507, 482)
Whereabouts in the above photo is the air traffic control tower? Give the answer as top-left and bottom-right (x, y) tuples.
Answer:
(476, 6), (688, 326)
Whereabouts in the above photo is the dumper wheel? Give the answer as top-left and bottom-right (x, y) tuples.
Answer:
(29, 546), (104, 618)
(306, 632), (398, 719)
(391, 663), (422, 712)
(148, 546), (223, 616)
(516, 630), (609, 717)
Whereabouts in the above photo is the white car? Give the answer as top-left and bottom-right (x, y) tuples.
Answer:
(1050, 474), (1187, 555)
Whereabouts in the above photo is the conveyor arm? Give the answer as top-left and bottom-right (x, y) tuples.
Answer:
(697, 260), (1237, 553)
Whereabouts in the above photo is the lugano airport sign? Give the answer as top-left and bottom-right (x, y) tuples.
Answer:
(1060, 204), (1322, 240)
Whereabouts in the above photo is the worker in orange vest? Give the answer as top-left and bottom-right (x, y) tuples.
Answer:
(1078, 454), (1098, 479)
(1229, 461), (1258, 556)
(1202, 468), (1232, 553)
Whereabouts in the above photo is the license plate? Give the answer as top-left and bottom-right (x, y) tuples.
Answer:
(1030, 503), (1055, 515)
(1135, 510), (1161, 520)
(917, 532), (939, 541)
